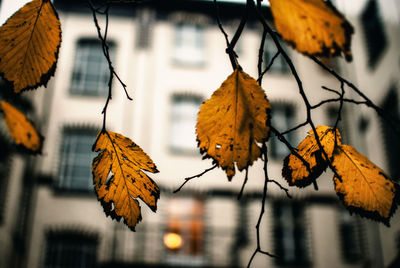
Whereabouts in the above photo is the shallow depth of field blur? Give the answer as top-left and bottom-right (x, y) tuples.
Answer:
(0, 0), (400, 267)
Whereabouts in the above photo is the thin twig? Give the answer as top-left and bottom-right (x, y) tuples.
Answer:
(247, 144), (275, 268)
(238, 167), (249, 200)
(311, 56), (400, 134)
(173, 165), (218, 193)
(311, 98), (367, 110)
(88, 0), (132, 130)
(270, 126), (311, 173)
(321, 85), (341, 96)
(213, 0), (238, 69)
(268, 179), (291, 198)
(257, 51), (280, 83)
(250, 1), (339, 182)
(280, 121), (308, 136)
(257, 29), (267, 84)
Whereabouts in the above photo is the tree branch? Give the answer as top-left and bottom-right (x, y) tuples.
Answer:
(88, 0), (132, 131)
(247, 144), (275, 268)
(173, 165), (218, 193)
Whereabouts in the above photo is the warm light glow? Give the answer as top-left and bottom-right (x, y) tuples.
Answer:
(164, 232), (183, 250)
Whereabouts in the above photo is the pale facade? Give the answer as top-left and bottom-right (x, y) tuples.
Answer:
(0, 0), (399, 268)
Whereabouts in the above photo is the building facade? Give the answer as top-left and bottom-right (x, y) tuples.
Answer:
(0, 0), (399, 267)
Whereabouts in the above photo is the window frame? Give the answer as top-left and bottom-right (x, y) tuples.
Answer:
(69, 38), (116, 97)
(172, 23), (206, 67)
(337, 207), (364, 263)
(44, 230), (98, 268)
(163, 197), (206, 266)
(56, 127), (98, 193)
(380, 87), (400, 181)
(269, 103), (296, 160)
(361, 0), (387, 69)
(169, 93), (204, 155)
(272, 200), (309, 266)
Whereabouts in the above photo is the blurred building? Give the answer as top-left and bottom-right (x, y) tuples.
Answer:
(0, 0), (399, 267)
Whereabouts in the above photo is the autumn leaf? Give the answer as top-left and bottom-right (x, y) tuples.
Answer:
(196, 68), (271, 180)
(0, 100), (43, 153)
(92, 131), (160, 230)
(0, 0), (61, 93)
(269, 0), (354, 61)
(282, 126), (340, 187)
(332, 144), (399, 226)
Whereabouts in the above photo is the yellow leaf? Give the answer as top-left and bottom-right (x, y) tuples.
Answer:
(269, 0), (354, 61)
(92, 131), (160, 230)
(282, 126), (340, 187)
(332, 144), (399, 226)
(196, 68), (271, 180)
(0, 0), (61, 93)
(0, 100), (43, 153)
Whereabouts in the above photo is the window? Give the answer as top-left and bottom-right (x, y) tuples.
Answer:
(361, 0), (387, 68)
(58, 128), (97, 191)
(70, 39), (115, 96)
(338, 208), (363, 263)
(170, 94), (203, 153)
(264, 36), (289, 74)
(270, 104), (295, 159)
(273, 201), (309, 266)
(173, 24), (205, 66)
(136, 9), (153, 49)
(44, 231), (97, 268)
(381, 88), (400, 181)
(164, 198), (205, 266)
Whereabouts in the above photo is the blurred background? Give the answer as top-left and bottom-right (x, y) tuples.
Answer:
(0, 0), (399, 267)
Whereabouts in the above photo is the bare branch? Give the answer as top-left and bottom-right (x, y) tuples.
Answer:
(268, 179), (291, 198)
(247, 144), (275, 268)
(87, 0), (132, 131)
(270, 126), (311, 173)
(311, 56), (400, 134)
(173, 165), (218, 193)
(281, 121), (308, 136)
(238, 167), (250, 200)
(257, 29), (267, 85)
(257, 51), (280, 83)
(321, 85), (341, 97)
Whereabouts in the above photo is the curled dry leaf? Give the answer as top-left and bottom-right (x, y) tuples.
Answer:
(92, 131), (160, 231)
(282, 126), (340, 187)
(196, 68), (271, 180)
(0, 0), (61, 93)
(0, 100), (43, 153)
(269, 0), (354, 61)
(332, 144), (399, 226)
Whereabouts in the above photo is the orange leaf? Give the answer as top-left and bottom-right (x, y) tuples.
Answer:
(269, 0), (354, 61)
(332, 144), (399, 226)
(282, 126), (340, 187)
(0, 100), (43, 153)
(196, 68), (271, 180)
(0, 0), (61, 93)
(92, 131), (160, 230)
